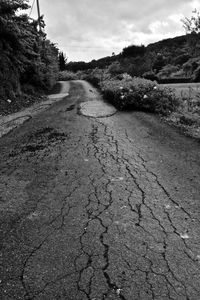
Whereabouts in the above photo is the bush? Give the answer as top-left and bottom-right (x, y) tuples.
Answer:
(21, 84), (36, 95)
(79, 68), (111, 87)
(84, 75), (100, 87)
(108, 62), (124, 76)
(143, 71), (158, 81)
(100, 77), (179, 115)
(157, 64), (179, 78)
(59, 71), (78, 81)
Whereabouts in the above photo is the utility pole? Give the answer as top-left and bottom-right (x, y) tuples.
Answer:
(36, 0), (42, 32)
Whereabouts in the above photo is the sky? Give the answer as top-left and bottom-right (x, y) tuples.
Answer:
(27, 0), (200, 62)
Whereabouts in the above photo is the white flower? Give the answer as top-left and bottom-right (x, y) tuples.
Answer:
(120, 95), (125, 99)
(129, 89), (133, 92)
(165, 204), (171, 209)
(120, 87), (123, 90)
(143, 95), (148, 99)
(153, 86), (157, 90)
(116, 289), (122, 295)
(7, 99), (12, 103)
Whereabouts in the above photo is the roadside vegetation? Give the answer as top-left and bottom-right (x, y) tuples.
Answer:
(58, 10), (200, 138)
(65, 34), (200, 85)
(99, 74), (179, 115)
(59, 69), (179, 117)
(1, 2), (200, 140)
(0, 0), (62, 115)
(85, 67), (200, 136)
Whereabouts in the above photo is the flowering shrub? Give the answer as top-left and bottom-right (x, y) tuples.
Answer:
(100, 77), (179, 115)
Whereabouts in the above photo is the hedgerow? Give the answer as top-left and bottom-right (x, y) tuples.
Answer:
(100, 77), (179, 115)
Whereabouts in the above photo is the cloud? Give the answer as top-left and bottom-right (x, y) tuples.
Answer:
(29, 0), (200, 61)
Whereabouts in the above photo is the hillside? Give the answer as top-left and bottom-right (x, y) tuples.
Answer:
(66, 33), (200, 83)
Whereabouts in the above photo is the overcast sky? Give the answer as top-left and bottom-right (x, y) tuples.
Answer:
(28, 0), (200, 62)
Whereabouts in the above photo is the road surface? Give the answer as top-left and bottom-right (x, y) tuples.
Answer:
(1, 80), (200, 300)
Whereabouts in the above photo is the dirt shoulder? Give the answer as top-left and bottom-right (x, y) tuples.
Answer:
(0, 81), (70, 138)
(164, 111), (200, 140)
(0, 81), (69, 117)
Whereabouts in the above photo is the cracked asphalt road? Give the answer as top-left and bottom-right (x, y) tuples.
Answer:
(1, 80), (200, 300)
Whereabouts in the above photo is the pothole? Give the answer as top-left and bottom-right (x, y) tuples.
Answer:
(78, 100), (117, 118)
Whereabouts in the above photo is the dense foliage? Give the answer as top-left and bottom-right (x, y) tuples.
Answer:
(0, 0), (59, 103)
(122, 45), (146, 57)
(100, 76), (179, 115)
(59, 52), (68, 71)
(74, 66), (179, 116)
(59, 70), (78, 81)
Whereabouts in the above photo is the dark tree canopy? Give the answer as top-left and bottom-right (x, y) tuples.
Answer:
(59, 52), (68, 71)
(122, 45), (146, 57)
(0, 0), (59, 100)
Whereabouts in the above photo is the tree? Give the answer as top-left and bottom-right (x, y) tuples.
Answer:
(152, 53), (166, 73)
(0, 0), (29, 98)
(181, 9), (200, 34)
(0, 0), (59, 100)
(122, 45), (146, 57)
(108, 62), (124, 76)
(59, 52), (68, 71)
(181, 10), (200, 57)
(157, 64), (179, 79)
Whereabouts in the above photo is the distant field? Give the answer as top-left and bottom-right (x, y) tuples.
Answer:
(160, 83), (200, 98)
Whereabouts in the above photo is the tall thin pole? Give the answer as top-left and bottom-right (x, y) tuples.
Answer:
(36, 0), (41, 32)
